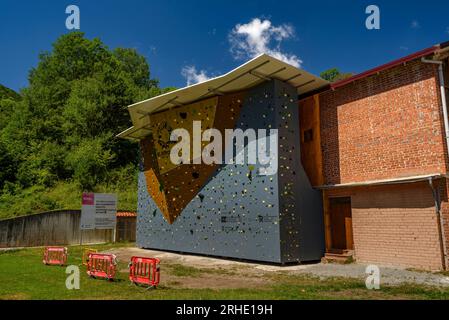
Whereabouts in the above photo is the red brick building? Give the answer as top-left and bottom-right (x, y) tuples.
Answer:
(299, 42), (449, 270)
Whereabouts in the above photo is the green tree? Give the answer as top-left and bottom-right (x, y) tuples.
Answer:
(0, 84), (20, 101)
(65, 137), (114, 190)
(0, 141), (17, 190)
(0, 32), (170, 191)
(320, 68), (353, 82)
(0, 84), (21, 130)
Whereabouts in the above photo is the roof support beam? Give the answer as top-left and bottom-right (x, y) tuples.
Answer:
(207, 88), (226, 96)
(268, 67), (287, 77)
(296, 79), (316, 89)
(249, 70), (271, 81)
(197, 60), (271, 100)
(249, 67), (287, 81)
(285, 73), (303, 82)
(138, 96), (180, 119)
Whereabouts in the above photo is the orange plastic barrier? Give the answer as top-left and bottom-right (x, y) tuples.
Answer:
(43, 247), (68, 266)
(87, 253), (117, 280)
(82, 248), (98, 266)
(129, 256), (160, 287)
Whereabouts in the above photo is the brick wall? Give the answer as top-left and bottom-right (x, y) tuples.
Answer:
(319, 60), (447, 186)
(327, 182), (444, 270)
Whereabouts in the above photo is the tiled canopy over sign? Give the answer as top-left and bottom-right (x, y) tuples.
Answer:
(118, 54), (328, 263)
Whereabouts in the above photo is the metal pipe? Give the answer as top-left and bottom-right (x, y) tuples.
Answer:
(422, 58), (449, 150)
(428, 177), (448, 270)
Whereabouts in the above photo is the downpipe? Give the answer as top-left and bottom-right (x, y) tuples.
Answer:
(422, 58), (449, 148)
(423, 56), (449, 270)
(428, 177), (447, 270)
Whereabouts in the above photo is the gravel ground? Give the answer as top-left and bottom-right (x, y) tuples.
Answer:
(257, 263), (449, 287)
(106, 247), (449, 288)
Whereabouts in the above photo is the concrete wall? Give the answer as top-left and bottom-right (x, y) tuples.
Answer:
(0, 210), (113, 248)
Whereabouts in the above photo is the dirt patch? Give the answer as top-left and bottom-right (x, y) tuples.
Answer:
(108, 247), (271, 289)
(0, 293), (30, 300)
(162, 273), (268, 289)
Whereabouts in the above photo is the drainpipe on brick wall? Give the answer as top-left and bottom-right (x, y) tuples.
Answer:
(428, 177), (448, 270)
(421, 58), (449, 150)
(422, 57), (449, 270)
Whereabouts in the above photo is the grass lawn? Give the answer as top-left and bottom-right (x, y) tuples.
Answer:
(1, 243), (449, 300)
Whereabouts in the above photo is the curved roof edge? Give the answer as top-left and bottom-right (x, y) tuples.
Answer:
(117, 53), (328, 140)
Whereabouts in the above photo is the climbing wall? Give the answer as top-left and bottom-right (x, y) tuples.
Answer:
(140, 94), (245, 224)
(274, 80), (325, 262)
(137, 80), (324, 263)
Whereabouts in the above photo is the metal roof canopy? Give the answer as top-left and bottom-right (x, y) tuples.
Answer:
(117, 53), (329, 141)
(316, 173), (447, 189)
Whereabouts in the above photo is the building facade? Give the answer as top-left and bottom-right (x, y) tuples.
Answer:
(119, 43), (449, 270)
(300, 44), (449, 270)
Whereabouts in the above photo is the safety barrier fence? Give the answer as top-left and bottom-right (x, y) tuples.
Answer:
(87, 253), (118, 280)
(129, 256), (161, 288)
(42, 248), (161, 288)
(43, 246), (68, 266)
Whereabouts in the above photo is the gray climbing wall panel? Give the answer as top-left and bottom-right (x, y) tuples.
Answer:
(137, 79), (324, 264)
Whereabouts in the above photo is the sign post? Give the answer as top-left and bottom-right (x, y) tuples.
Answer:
(80, 193), (117, 244)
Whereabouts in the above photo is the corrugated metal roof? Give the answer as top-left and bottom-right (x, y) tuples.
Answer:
(316, 173), (446, 189)
(117, 53), (328, 140)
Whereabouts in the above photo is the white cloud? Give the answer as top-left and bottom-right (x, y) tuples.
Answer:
(181, 65), (211, 86)
(411, 20), (420, 29)
(228, 18), (302, 67)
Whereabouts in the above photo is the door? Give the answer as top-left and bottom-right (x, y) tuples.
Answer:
(329, 197), (354, 252)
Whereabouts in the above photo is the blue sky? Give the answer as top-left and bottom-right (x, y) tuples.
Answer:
(1, 0), (449, 92)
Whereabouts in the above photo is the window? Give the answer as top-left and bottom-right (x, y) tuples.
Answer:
(303, 129), (313, 142)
